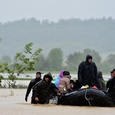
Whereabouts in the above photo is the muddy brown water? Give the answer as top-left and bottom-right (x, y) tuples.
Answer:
(0, 89), (115, 115)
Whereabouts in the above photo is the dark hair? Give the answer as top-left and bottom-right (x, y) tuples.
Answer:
(86, 55), (92, 62)
(70, 80), (75, 84)
(43, 72), (53, 82)
(113, 68), (115, 72)
(36, 72), (41, 75)
(63, 71), (70, 76)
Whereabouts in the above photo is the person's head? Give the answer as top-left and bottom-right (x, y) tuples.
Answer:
(59, 70), (64, 78)
(63, 71), (71, 78)
(86, 55), (92, 63)
(43, 72), (53, 83)
(70, 79), (75, 85)
(70, 79), (75, 88)
(110, 71), (114, 77)
(97, 71), (103, 79)
(36, 72), (41, 78)
(112, 69), (115, 77)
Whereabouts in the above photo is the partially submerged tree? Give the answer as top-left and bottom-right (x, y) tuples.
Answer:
(0, 42), (42, 88)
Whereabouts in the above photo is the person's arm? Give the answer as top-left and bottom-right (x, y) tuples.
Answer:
(106, 80), (110, 89)
(94, 63), (98, 80)
(32, 80), (42, 101)
(78, 63), (83, 84)
(25, 81), (33, 102)
(50, 83), (61, 97)
(94, 63), (100, 87)
(52, 83), (60, 94)
(65, 78), (71, 91)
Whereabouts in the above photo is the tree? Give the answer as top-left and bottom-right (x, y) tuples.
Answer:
(0, 42), (42, 88)
(65, 52), (84, 71)
(46, 48), (63, 71)
(34, 54), (46, 71)
(65, 48), (102, 72)
(102, 54), (115, 72)
(106, 54), (115, 64)
(83, 48), (101, 63)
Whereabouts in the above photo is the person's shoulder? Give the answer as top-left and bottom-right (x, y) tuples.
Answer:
(51, 82), (56, 85)
(79, 61), (85, 65)
(31, 78), (42, 84)
(51, 82), (59, 88)
(109, 77), (115, 85)
(112, 76), (115, 81)
(106, 78), (112, 83)
(92, 61), (95, 64)
(91, 62), (97, 66)
(109, 77), (113, 81)
(30, 78), (36, 83)
(34, 80), (43, 87)
(81, 61), (85, 63)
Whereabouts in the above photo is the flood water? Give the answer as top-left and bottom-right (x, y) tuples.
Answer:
(0, 89), (115, 115)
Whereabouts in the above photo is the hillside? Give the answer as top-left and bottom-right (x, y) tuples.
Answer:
(0, 17), (115, 59)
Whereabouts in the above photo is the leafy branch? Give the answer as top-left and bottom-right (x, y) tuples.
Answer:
(0, 42), (42, 88)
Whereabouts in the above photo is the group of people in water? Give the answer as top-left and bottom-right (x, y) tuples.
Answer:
(25, 55), (115, 104)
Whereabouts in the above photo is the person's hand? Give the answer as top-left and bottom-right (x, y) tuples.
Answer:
(35, 97), (39, 102)
(25, 96), (28, 102)
(57, 93), (61, 96)
(70, 84), (74, 88)
(92, 85), (98, 89)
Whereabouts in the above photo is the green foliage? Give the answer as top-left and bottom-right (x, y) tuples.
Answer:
(0, 74), (3, 86)
(101, 54), (115, 72)
(65, 49), (102, 71)
(34, 54), (46, 71)
(8, 74), (16, 81)
(83, 48), (102, 64)
(33, 47), (115, 73)
(0, 18), (115, 59)
(34, 48), (64, 71)
(0, 42), (42, 88)
(46, 48), (63, 71)
(0, 18), (115, 74)
(13, 42), (42, 75)
(65, 52), (84, 71)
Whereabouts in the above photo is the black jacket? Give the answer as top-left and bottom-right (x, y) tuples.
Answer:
(106, 76), (115, 99)
(78, 55), (98, 87)
(106, 77), (113, 91)
(32, 74), (60, 104)
(97, 71), (106, 92)
(25, 77), (42, 98)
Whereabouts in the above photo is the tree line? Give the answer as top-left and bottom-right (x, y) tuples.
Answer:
(0, 17), (115, 58)
(1, 47), (115, 74)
